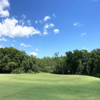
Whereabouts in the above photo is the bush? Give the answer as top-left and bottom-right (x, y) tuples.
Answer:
(27, 70), (34, 73)
(33, 65), (40, 73)
(94, 74), (100, 78)
(12, 67), (25, 74)
(42, 66), (53, 73)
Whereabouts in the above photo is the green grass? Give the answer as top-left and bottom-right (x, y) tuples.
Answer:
(0, 73), (100, 100)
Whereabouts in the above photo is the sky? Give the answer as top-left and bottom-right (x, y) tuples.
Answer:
(0, 0), (100, 58)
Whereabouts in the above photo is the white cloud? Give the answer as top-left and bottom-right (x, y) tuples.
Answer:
(0, 37), (7, 42)
(49, 23), (55, 28)
(35, 49), (39, 51)
(0, 18), (41, 38)
(43, 24), (49, 35)
(19, 19), (25, 26)
(54, 29), (60, 34)
(83, 47), (89, 50)
(43, 30), (48, 35)
(44, 24), (49, 29)
(44, 16), (51, 22)
(52, 13), (56, 18)
(81, 32), (87, 37)
(73, 22), (78, 26)
(73, 22), (82, 27)
(20, 43), (31, 47)
(43, 23), (55, 35)
(35, 20), (43, 24)
(44, 23), (55, 29)
(27, 20), (31, 25)
(30, 52), (38, 56)
(0, 0), (40, 37)
(35, 20), (38, 24)
(35, 15), (54, 24)
(0, 0), (10, 17)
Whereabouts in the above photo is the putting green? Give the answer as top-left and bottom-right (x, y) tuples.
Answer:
(0, 73), (100, 100)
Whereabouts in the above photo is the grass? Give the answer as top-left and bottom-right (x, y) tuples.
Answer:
(0, 73), (100, 100)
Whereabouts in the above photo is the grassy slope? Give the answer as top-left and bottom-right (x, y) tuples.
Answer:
(0, 73), (100, 100)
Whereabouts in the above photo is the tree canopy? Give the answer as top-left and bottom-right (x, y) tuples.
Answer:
(0, 47), (100, 77)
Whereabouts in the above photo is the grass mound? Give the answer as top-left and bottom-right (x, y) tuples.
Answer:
(0, 73), (100, 100)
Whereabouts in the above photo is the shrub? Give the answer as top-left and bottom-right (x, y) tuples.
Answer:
(12, 67), (25, 74)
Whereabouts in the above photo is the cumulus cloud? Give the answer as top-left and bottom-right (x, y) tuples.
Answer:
(43, 23), (55, 35)
(0, 18), (41, 38)
(0, 0), (10, 17)
(35, 15), (51, 24)
(0, 0), (40, 37)
(54, 29), (60, 34)
(73, 22), (82, 27)
(44, 24), (49, 29)
(35, 20), (44, 24)
(81, 32), (87, 37)
(20, 43), (31, 47)
(43, 31), (48, 35)
(44, 23), (55, 29)
(49, 23), (55, 28)
(44, 16), (51, 22)
(30, 52), (37, 56)
(0, 37), (7, 42)
(43, 24), (49, 35)
(35, 14), (56, 25)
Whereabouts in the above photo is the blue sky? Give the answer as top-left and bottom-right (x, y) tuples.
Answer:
(0, 0), (100, 58)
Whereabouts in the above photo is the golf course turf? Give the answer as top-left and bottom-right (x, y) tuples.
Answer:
(0, 73), (100, 100)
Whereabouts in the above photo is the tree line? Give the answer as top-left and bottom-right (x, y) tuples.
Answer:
(0, 47), (100, 77)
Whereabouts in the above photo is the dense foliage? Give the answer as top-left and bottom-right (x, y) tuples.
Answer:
(0, 47), (100, 77)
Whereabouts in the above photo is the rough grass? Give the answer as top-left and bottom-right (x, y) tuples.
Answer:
(0, 73), (100, 100)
